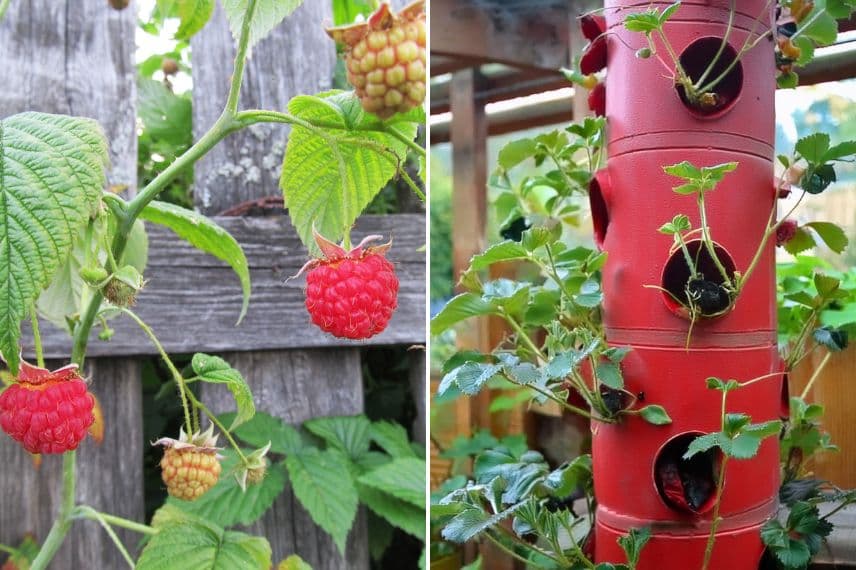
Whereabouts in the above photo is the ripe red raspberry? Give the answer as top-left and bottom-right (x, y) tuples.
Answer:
(777, 219), (799, 247)
(0, 361), (95, 454)
(155, 427), (222, 501)
(298, 230), (399, 340)
(327, 0), (426, 119)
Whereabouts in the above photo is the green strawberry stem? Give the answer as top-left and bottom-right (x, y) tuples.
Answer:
(692, 0), (736, 89)
(800, 351), (833, 399)
(697, 193), (733, 289)
(701, 388), (731, 570)
(30, 302), (45, 369)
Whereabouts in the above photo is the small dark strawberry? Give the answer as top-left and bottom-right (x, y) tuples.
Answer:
(579, 14), (606, 42)
(776, 219), (799, 247)
(588, 82), (606, 116)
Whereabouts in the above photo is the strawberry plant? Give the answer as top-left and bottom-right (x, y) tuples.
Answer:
(0, 0), (425, 568)
(432, 1), (854, 567)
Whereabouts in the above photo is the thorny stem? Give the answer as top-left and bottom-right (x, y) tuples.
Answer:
(30, 303), (45, 368)
(800, 351), (833, 399)
(72, 506), (157, 535)
(382, 123), (426, 158)
(30, 452), (76, 570)
(500, 309), (545, 363)
(119, 308), (194, 434)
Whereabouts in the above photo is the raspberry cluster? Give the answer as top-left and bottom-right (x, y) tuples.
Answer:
(0, 362), (95, 455)
(328, 0), (426, 119)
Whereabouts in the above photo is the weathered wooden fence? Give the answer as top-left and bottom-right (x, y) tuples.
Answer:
(0, 1), (426, 568)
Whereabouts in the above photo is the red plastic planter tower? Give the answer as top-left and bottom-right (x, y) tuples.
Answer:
(590, 2), (780, 568)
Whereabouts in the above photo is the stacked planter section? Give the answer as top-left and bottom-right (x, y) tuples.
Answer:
(591, 2), (781, 567)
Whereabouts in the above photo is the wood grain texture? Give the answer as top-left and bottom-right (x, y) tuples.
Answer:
(190, 0), (336, 215)
(202, 349), (369, 569)
(26, 214), (426, 359)
(0, 358), (144, 570)
(0, 0), (137, 188)
(0, 3), (142, 569)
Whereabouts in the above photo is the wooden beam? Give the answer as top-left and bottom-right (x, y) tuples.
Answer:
(431, 69), (570, 114)
(25, 214), (426, 359)
(431, 0), (570, 71)
(799, 46), (856, 86)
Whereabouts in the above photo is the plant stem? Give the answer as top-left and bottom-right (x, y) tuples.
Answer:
(119, 308), (193, 434)
(697, 193), (732, 288)
(702, 455), (729, 570)
(701, 390), (730, 570)
(495, 524), (567, 566)
(0, 544), (16, 556)
(483, 530), (541, 567)
(30, 303), (44, 368)
(399, 168), (426, 201)
(0, 0), (10, 21)
(72, 506), (157, 536)
(189, 394), (249, 464)
(694, 0), (735, 89)
(30, 451), (76, 570)
(800, 351), (833, 399)
(382, 124), (426, 157)
(674, 232), (699, 280)
(225, 0), (258, 114)
(500, 309), (545, 362)
(73, 506), (135, 568)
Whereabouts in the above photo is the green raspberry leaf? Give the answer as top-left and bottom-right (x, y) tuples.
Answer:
(222, 0), (305, 50)
(304, 414), (372, 460)
(139, 505), (272, 570)
(286, 447), (359, 555)
(192, 353), (255, 429)
(170, 449), (287, 527)
(175, 0), (215, 40)
(280, 91), (419, 254)
(140, 200), (251, 323)
(0, 112), (109, 374)
(358, 457), (426, 507)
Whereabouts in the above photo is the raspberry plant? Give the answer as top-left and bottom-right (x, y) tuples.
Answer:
(0, 0), (425, 568)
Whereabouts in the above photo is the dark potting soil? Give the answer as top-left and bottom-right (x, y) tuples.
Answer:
(686, 278), (731, 315)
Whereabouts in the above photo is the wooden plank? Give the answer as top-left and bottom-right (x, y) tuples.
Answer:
(0, 3), (142, 569)
(26, 214), (426, 359)
(203, 349), (369, 569)
(431, 0), (570, 71)
(190, 1), (336, 215)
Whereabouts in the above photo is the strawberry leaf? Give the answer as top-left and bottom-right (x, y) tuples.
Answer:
(0, 112), (109, 374)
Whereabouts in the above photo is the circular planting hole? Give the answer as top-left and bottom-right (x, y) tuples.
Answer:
(675, 37), (743, 116)
(589, 175), (609, 249)
(661, 240), (736, 318)
(654, 433), (721, 515)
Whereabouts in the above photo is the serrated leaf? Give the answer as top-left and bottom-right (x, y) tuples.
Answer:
(822, 140), (856, 162)
(138, 506), (272, 570)
(176, 0), (215, 39)
(796, 133), (831, 164)
(684, 432), (724, 458)
(358, 457), (425, 507)
(138, 78), (193, 148)
(141, 200), (251, 323)
(192, 354), (255, 429)
(370, 420), (416, 458)
(0, 112), (109, 374)
(304, 414), (371, 460)
(280, 91), (418, 253)
(431, 293), (497, 336)
(442, 502), (527, 543)
(357, 483), (425, 539)
(497, 138), (537, 170)
(468, 241), (528, 271)
(278, 554), (313, 570)
(170, 450), (286, 527)
(784, 227), (816, 255)
(805, 221), (848, 254)
(225, 410), (303, 455)
(222, 0), (304, 50)
(286, 448), (359, 554)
